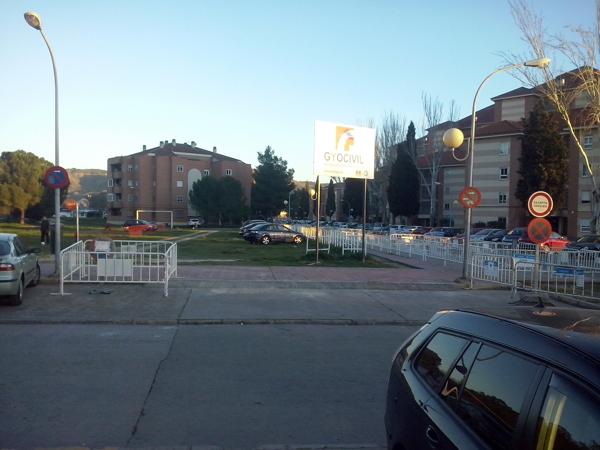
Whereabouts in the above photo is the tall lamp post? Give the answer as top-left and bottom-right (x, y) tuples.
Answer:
(443, 57), (550, 280)
(24, 11), (62, 274)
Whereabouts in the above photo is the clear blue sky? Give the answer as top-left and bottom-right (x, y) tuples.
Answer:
(0, 0), (593, 180)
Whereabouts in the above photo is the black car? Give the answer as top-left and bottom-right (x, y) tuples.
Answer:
(239, 220), (268, 235)
(567, 234), (600, 251)
(426, 227), (461, 238)
(501, 227), (527, 246)
(385, 308), (600, 450)
(246, 223), (305, 245)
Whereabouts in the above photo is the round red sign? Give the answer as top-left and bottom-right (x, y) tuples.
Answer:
(527, 218), (552, 244)
(458, 186), (482, 209)
(44, 166), (70, 190)
(63, 199), (77, 211)
(528, 191), (553, 218)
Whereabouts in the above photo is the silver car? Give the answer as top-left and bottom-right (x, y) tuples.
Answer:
(0, 233), (41, 306)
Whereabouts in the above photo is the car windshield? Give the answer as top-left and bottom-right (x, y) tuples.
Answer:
(473, 229), (491, 235)
(0, 240), (10, 256)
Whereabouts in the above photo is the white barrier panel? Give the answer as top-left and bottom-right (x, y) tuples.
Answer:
(60, 239), (178, 297)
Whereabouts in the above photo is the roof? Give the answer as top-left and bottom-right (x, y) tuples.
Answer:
(128, 142), (245, 163)
(456, 308), (600, 363)
(491, 86), (535, 101)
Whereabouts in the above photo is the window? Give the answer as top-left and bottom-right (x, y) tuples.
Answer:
(107, 178), (113, 187)
(127, 164), (133, 173)
(498, 217), (507, 228)
(580, 219), (591, 234)
(499, 193), (507, 204)
(226, 169), (232, 176)
(176, 181), (183, 188)
(13, 237), (26, 256)
(441, 342), (479, 404)
(176, 195), (184, 204)
(445, 187), (450, 194)
(499, 168), (508, 179)
(203, 169), (210, 176)
(107, 193), (114, 202)
(536, 375), (600, 450)
(176, 164), (184, 173)
(134, 164), (138, 172)
(451, 345), (540, 450)
(582, 191), (591, 204)
(444, 203), (450, 211)
(127, 180), (134, 188)
(415, 332), (468, 391)
(582, 163), (590, 177)
(583, 135), (593, 150)
(127, 194), (133, 203)
(499, 142), (509, 155)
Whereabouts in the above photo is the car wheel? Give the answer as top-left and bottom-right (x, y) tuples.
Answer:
(261, 235), (271, 245)
(30, 264), (41, 287)
(8, 278), (24, 306)
(293, 235), (303, 245)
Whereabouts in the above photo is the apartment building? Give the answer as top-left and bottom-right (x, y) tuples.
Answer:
(106, 140), (252, 225)
(416, 70), (598, 238)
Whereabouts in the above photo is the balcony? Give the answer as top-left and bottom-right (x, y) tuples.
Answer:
(111, 170), (122, 179)
(112, 185), (122, 194)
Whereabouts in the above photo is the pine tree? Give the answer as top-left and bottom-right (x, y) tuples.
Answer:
(516, 102), (569, 210)
(251, 146), (295, 218)
(387, 139), (420, 219)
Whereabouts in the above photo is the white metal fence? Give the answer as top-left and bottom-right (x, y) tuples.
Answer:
(60, 239), (178, 296)
(292, 225), (600, 300)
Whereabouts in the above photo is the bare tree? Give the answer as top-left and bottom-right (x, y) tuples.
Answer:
(416, 94), (460, 226)
(374, 112), (407, 223)
(507, 0), (600, 231)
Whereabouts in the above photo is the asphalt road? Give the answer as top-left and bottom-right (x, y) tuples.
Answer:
(0, 323), (417, 449)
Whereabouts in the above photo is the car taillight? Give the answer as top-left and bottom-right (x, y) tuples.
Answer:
(0, 263), (15, 271)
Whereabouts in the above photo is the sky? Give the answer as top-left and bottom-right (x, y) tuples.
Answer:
(0, 0), (595, 181)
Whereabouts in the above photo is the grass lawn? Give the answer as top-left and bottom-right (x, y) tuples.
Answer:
(177, 231), (393, 267)
(0, 221), (393, 267)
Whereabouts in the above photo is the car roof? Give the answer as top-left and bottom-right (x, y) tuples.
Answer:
(447, 308), (600, 357)
(0, 233), (17, 240)
(432, 309), (600, 386)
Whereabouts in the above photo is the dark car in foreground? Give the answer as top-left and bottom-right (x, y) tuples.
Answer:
(567, 234), (600, 251)
(245, 223), (305, 245)
(0, 233), (41, 305)
(385, 308), (599, 450)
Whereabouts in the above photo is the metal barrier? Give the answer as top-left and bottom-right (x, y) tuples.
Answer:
(60, 239), (178, 297)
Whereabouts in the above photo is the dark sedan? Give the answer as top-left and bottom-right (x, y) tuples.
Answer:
(245, 223), (305, 245)
(501, 226), (527, 246)
(567, 234), (600, 251)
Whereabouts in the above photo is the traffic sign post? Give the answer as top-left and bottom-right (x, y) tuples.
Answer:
(527, 216), (553, 292)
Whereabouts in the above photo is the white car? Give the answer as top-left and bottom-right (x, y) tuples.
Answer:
(188, 218), (202, 228)
(0, 234), (40, 306)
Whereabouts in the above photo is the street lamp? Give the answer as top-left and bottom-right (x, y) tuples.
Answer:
(443, 57), (550, 280)
(25, 11), (62, 274)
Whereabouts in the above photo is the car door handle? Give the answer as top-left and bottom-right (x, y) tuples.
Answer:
(425, 425), (439, 448)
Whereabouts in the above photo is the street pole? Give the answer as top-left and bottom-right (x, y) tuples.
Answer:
(315, 177), (320, 264)
(25, 12), (61, 274)
(362, 178), (367, 263)
(76, 203), (79, 242)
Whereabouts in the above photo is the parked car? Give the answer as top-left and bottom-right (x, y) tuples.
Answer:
(501, 226), (527, 246)
(239, 220), (268, 235)
(519, 231), (570, 251)
(567, 234), (600, 251)
(425, 227), (461, 238)
(187, 218), (202, 228)
(385, 308), (600, 450)
(411, 226), (431, 235)
(245, 223), (305, 245)
(470, 228), (506, 242)
(122, 219), (158, 232)
(0, 234), (41, 306)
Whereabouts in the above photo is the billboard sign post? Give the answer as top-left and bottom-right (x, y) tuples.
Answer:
(314, 121), (376, 263)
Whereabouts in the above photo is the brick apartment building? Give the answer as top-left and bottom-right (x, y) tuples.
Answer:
(106, 140), (252, 225)
(416, 69), (598, 239)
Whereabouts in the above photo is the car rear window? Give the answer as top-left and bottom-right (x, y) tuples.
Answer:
(452, 344), (541, 450)
(415, 332), (468, 391)
(0, 241), (10, 256)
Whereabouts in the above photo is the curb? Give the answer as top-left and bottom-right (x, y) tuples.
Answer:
(548, 293), (600, 310)
(0, 318), (426, 327)
(171, 280), (462, 291)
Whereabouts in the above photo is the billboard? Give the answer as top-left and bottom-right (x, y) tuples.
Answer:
(313, 120), (376, 179)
